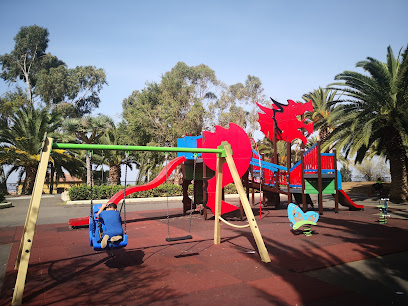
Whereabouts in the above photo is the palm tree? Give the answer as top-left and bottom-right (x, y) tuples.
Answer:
(0, 89), (28, 194)
(63, 115), (113, 185)
(98, 123), (133, 185)
(0, 106), (80, 194)
(302, 87), (339, 145)
(328, 45), (408, 202)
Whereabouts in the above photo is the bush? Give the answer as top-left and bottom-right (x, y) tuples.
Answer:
(340, 165), (352, 182)
(68, 182), (239, 201)
(224, 183), (237, 194)
(0, 190), (5, 203)
(68, 183), (184, 201)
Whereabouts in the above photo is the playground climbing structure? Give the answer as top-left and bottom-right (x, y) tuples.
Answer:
(249, 98), (364, 213)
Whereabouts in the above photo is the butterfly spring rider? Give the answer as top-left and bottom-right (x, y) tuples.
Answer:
(287, 203), (319, 236)
(377, 198), (389, 224)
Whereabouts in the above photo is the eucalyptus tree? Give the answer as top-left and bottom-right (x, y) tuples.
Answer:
(123, 62), (218, 147)
(207, 75), (267, 136)
(0, 25), (107, 116)
(63, 115), (113, 185)
(158, 62), (218, 142)
(36, 65), (107, 117)
(328, 45), (408, 202)
(0, 106), (80, 194)
(0, 25), (64, 105)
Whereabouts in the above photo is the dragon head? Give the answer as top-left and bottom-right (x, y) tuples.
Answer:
(257, 98), (314, 144)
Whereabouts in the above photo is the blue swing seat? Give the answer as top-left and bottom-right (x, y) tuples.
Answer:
(89, 204), (128, 251)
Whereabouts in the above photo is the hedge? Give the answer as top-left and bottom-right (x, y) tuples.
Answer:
(68, 183), (238, 201)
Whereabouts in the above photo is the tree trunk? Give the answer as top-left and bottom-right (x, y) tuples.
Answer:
(387, 132), (408, 203)
(172, 165), (183, 185)
(49, 164), (55, 194)
(86, 153), (91, 186)
(24, 166), (37, 195)
(0, 166), (8, 195)
(109, 164), (121, 185)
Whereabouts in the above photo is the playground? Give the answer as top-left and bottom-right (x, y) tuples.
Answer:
(2, 98), (408, 305)
(1, 194), (408, 305)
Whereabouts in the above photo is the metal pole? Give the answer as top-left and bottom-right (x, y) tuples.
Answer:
(52, 143), (224, 155)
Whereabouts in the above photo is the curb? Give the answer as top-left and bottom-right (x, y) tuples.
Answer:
(0, 202), (12, 209)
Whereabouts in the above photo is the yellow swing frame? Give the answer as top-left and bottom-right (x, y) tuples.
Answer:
(11, 136), (271, 305)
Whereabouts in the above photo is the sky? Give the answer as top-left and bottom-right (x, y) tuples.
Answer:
(1, 0), (407, 120)
(0, 0), (407, 184)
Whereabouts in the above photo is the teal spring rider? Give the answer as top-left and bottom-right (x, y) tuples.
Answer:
(377, 198), (389, 224)
(287, 203), (319, 236)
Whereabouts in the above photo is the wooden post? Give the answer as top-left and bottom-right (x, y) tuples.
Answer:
(203, 162), (208, 219)
(261, 153), (265, 206)
(273, 132), (279, 189)
(301, 145), (306, 212)
(214, 155), (224, 245)
(244, 169), (250, 202)
(287, 139), (291, 205)
(317, 141), (323, 215)
(224, 144), (271, 263)
(13, 136), (53, 306)
(333, 149), (339, 213)
(251, 165), (255, 205)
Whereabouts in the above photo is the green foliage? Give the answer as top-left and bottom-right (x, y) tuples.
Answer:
(62, 115), (114, 185)
(0, 106), (63, 194)
(68, 182), (239, 201)
(328, 45), (408, 201)
(223, 183), (237, 194)
(256, 137), (287, 164)
(122, 62), (218, 147)
(207, 75), (267, 136)
(68, 183), (183, 200)
(302, 87), (339, 146)
(354, 157), (390, 181)
(36, 65), (107, 117)
(340, 165), (352, 182)
(0, 25), (60, 84)
(1, 25), (106, 115)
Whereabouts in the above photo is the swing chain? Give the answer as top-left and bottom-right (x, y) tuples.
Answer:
(88, 150), (95, 237)
(188, 153), (197, 233)
(122, 151), (129, 234)
(165, 153), (170, 240)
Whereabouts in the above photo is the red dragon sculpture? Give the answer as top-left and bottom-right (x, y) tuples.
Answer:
(198, 123), (252, 215)
(257, 98), (314, 144)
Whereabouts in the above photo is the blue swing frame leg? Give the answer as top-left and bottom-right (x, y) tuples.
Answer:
(89, 204), (128, 251)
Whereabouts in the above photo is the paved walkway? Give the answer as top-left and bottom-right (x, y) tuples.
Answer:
(0, 194), (407, 305)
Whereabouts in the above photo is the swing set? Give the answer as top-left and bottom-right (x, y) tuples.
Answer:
(88, 151), (129, 251)
(12, 135), (271, 305)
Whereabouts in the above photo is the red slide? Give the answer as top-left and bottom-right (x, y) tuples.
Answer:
(68, 156), (186, 228)
(338, 189), (364, 210)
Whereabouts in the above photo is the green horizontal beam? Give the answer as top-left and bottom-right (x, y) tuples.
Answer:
(52, 143), (224, 155)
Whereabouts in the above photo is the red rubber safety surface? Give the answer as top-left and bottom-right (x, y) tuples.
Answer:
(2, 201), (408, 305)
